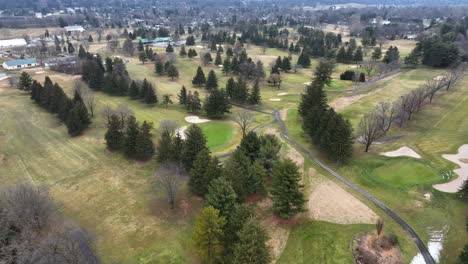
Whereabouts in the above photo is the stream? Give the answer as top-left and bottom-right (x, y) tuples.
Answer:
(410, 225), (449, 264)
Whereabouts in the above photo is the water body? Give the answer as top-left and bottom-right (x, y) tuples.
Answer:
(410, 225), (449, 264)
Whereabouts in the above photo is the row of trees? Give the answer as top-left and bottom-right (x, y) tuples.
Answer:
(0, 183), (99, 263)
(299, 61), (354, 164)
(358, 68), (463, 152)
(23, 74), (92, 136)
(104, 108), (155, 161)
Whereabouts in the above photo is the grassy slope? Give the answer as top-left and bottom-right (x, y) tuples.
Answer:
(282, 68), (468, 263)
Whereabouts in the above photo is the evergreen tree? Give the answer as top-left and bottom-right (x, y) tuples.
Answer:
(144, 86), (158, 104)
(78, 45), (87, 58)
(255, 60), (266, 79)
(178, 86), (188, 105)
(336, 46), (347, 63)
(128, 81), (140, 99)
(166, 43), (174, 53)
(30, 80), (41, 101)
(182, 125), (207, 171)
(162, 94), (173, 108)
(457, 245), (468, 264)
(297, 51), (311, 68)
(123, 116), (139, 158)
(248, 79), (261, 105)
(167, 64), (179, 80)
(188, 91), (202, 113)
(457, 179), (468, 199)
(225, 77), (236, 99)
(186, 35), (195, 46)
(371, 47), (382, 61)
(353, 46), (363, 63)
(189, 149), (222, 196)
(122, 38), (135, 56)
(155, 61), (165, 75)
(58, 96), (73, 122)
(105, 114), (124, 150)
(192, 206), (226, 264)
(232, 218), (271, 264)
(404, 50), (420, 67)
(271, 159), (305, 218)
(214, 51), (222, 65)
(179, 45), (187, 57)
(134, 121), (155, 161)
(282, 56), (291, 72)
(222, 57), (231, 76)
(18, 72), (33, 91)
(156, 129), (174, 163)
(66, 101), (90, 136)
(206, 177), (237, 218)
(204, 88), (231, 119)
(232, 78), (248, 103)
(314, 60), (335, 86)
(138, 40), (144, 52)
(192, 66), (206, 87)
(205, 70), (218, 90)
(138, 51), (148, 64)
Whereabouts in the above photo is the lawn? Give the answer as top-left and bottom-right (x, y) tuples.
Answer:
(198, 121), (239, 153)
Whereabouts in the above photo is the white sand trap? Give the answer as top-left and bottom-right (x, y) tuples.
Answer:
(269, 98), (282, 102)
(303, 82), (310, 85)
(308, 180), (378, 224)
(433, 75), (446, 81)
(433, 144), (468, 193)
(195, 45), (205, 49)
(184, 116), (210, 124)
(381, 146), (421, 159)
(277, 92), (289, 96)
(35, 71), (45, 74)
(176, 126), (187, 140)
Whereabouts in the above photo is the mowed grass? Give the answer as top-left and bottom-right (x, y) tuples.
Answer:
(0, 85), (202, 263)
(198, 121), (238, 153)
(277, 221), (372, 264)
(282, 68), (468, 263)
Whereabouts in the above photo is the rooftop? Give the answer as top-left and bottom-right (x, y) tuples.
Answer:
(3, 58), (37, 67)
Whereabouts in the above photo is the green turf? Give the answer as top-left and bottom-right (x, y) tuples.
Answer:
(198, 121), (237, 152)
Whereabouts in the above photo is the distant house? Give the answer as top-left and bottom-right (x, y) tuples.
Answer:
(64, 25), (85, 34)
(406, 34), (417, 40)
(43, 56), (78, 68)
(2, 58), (39, 70)
(139, 37), (173, 45)
(0, 38), (28, 49)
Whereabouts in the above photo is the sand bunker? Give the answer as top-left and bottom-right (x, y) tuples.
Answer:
(433, 144), (468, 193)
(277, 92), (289, 96)
(433, 75), (446, 81)
(184, 116), (210, 124)
(35, 71), (45, 74)
(176, 126), (187, 139)
(308, 180), (378, 224)
(381, 146), (421, 159)
(269, 98), (282, 102)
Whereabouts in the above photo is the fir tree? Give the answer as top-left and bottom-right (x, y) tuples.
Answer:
(155, 61), (165, 75)
(281, 56), (291, 72)
(138, 51), (148, 64)
(225, 77), (236, 99)
(372, 47), (382, 61)
(182, 124), (208, 171)
(30, 80), (41, 101)
(78, 45), (87, 58)
(144, 86), (158, 104)
(189, 149), (222, 196)
(336, 46), (347, 63)
(192, 66), (206, 87)
(232, 78), (248, 103)
(66, 101), (90, 136)
(297, 51), (311, 68)
(162, 94), (173, 108)
(458, 179), (468, 199)
(222, 57), (231, 75)
(271, 159), (305, 218)
(205, 70), (218, 90)
(128, 81), (140, 99)
(178, 86), (188, 105)
(192, 206), (226, 264)
(123, 116), (139, 158)
(167, 64), (179, 80)
(179, 45), (187, 57)
(314, 60), (335, 86)
(255, 60), (266, 79)
(188, 91), (202, 113)
(232, 218), (271, 264)
(134, 121), (155, 161)
(353, 46), (363, 63)
(204, 88), (231, 119)
(18, 72), (33, 91)
(206, 177), (237, 217)
(166, 43), (174, 53)
(105, 114), (124, 150)
(248, 79), (261, 105)
(214, 51), (222, 65)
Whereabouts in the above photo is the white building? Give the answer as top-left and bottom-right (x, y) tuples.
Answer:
(2, 58), (39, 70)
(64, 25), (85, 33)
(0, 38), (28, 49)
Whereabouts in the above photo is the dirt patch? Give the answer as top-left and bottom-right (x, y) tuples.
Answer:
(279, 109), (288, 121)
(0, 154), (5, 164)
(433, 75), (446, 81)
(308, 180), (378, 224)
(286, 147), (304, 170)
(184, 116), (210, 124)
(263, 219), (290, 264)
(269, 98), (282, 102)
(330, 93), (369, 111)
(353, 232), (403, 264)
(433, 144), (468, 193)
(381, 146), (421, 159)
(264, 128), (280, 138)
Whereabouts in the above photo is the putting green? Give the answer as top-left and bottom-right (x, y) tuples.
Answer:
(198, 121), (239, 153)
(369, 158), (441, 188)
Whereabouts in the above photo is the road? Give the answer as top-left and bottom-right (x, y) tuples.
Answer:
(221, 103), (435, 264)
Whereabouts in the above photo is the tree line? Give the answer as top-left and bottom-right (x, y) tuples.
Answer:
(18, 72), (92, 137)
(299, 60), (354, 164)
(358, 67), (463, 152)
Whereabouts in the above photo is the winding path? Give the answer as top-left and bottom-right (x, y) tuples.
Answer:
(222, 103), (435, 264)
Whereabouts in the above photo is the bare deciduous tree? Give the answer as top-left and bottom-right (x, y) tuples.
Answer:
(444, 67), (463, 91)
(158, 119), (179, 137)
(74, 80), (97, 117)
(362, 61), (376, 78)
(234, 110), (253, 138)
(358, 111), (386, 152)
(156, 163), (181, 209)
(424, 79), (445, 104)
(375, 101), (396, 133)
